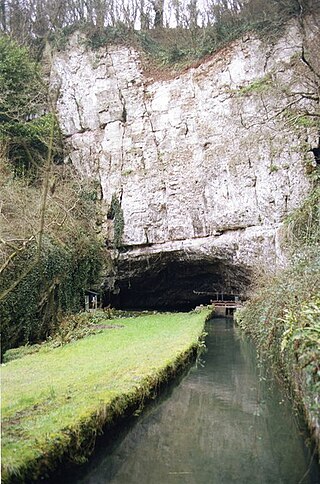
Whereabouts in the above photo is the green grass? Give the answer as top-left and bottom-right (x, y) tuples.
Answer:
(1, 310), (210, 482)
(237, 75), (272, 96)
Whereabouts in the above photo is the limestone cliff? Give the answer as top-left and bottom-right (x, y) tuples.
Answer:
(50, 15), (319, 308)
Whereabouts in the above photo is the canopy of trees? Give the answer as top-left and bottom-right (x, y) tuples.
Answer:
(0, 34), (56, 174)
(0, 0), (317, 47)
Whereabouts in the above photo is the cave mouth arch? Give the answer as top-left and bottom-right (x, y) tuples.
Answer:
(104, 251), (251, 311)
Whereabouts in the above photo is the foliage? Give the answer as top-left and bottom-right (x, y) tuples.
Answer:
(4, 0), (317, 73)
(0, 232), (104, 357)
(1, 310), (209, 483)
(294, 115), (320, 129)
(133, 20), (247, 69)
(281, 299), (320, 409)
(285, 184), (320, 250)
(85, 22), (132, 50)
(73, 0), (318, 71)
(0, 152), (106, 357)
(107, 193), (124, 248)
(236, 179), (320, 440)
(0, 34), (62, 175)
(47, 24), (82, 52)
(237, 75), (272, 97)
(269, 163), (280, 173)
(283, 110), (320, 133)
(0, 32), (106, 356)
(0, 34), (106, 358)
(0, 113), (62, 175)
(0, 35), (44, 121)
(236, 250), (320, 367)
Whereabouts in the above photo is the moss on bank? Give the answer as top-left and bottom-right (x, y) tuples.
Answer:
(1, 309), (210, 483)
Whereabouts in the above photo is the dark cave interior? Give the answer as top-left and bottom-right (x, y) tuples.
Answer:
(104, 251), (251, 311)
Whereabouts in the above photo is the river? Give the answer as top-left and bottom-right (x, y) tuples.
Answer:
(72, 318), (319, 484)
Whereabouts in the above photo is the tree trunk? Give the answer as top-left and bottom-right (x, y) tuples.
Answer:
(0, 0), (6, 32)
(153, 0), (164, 28)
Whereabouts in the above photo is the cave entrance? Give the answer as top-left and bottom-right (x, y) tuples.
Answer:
(104, 251), (251, 312)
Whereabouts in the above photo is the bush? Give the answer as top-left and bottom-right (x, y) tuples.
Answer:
(0, 233), (104, 357)
(0, 152), (106, 358)
(0, 34), (61, 175)
(0, 35), (44, 122)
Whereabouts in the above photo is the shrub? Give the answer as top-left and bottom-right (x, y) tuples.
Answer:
(0, 232), (104, 357)
(0, 34), (61, 175)
(0, 154), (106, 358)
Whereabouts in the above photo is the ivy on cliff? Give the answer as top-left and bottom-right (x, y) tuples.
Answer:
(0, 233), (103, 356)
(107, 193), (124, 248)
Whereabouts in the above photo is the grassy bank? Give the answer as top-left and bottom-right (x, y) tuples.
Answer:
(235, 183), (320, 456)
(1, 310), (210, 483)
(235, 258), (320, 452)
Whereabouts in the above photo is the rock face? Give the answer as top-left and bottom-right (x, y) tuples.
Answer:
(50, 15), (319, 308)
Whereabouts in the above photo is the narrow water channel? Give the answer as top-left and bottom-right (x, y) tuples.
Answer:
(74, 318), (319, 484)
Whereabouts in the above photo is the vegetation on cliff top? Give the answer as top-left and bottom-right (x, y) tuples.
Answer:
(1, 0), (319, 69)
(1, 310), (209, 483)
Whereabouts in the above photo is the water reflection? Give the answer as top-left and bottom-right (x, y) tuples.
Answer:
(75, 318), (319, 484)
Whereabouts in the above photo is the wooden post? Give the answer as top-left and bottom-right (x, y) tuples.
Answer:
(85, 295), (89, 312)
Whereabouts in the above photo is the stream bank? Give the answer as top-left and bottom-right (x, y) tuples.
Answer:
(66, 318), (320, 484)
(235, 254), (320, 458)
(1, 310), (210, 483)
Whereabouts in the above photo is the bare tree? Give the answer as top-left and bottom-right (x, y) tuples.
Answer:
(152, 0), (164, 27)
(187, 0), (198, 28)
(0, 0), (6, 31)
